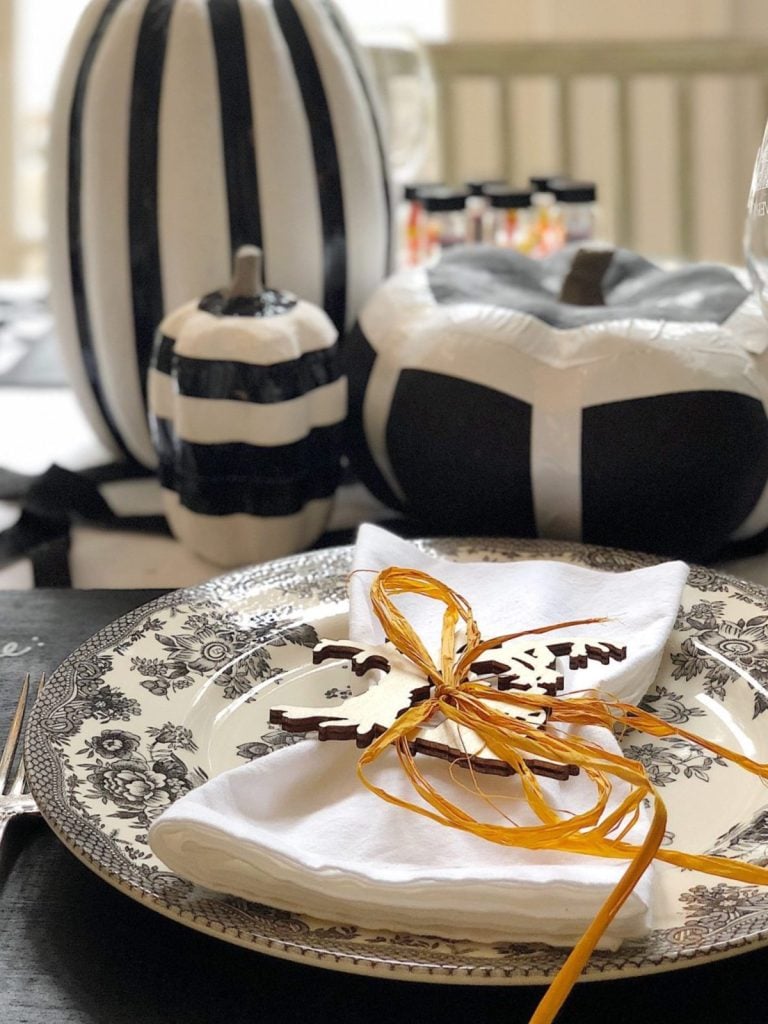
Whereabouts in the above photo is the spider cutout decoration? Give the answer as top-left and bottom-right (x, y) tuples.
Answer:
(269, 636), (626, 780)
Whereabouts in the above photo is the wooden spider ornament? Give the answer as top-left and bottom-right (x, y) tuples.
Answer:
(269, 636), (626, 781)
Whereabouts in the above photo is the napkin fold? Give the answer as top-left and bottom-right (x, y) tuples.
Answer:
(150, 526), (688, 948)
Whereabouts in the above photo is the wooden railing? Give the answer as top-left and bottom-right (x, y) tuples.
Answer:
(427, 39), (768, 260)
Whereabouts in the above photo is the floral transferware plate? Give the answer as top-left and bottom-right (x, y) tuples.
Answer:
(24, 538), (768, 984)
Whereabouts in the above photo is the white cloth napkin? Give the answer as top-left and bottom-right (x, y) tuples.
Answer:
(150, 525), (688, 948)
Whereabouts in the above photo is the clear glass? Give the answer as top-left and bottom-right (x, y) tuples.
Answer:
(361, 29), (438, 188)
(745, 119), (768, 320)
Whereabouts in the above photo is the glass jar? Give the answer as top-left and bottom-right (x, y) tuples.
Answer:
(483, 186), (534, 251)
(529, 174), (566, 195)
(401, 181), (443, 267)
(551, 181), (598, 245)
(528, 175), (567, 257)
(464, 179), (506, 243)
(420, 187), (470, 261)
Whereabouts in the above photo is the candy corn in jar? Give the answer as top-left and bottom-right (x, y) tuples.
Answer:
(484, 186), (534, 252)
(529, 174), (566, 256)
(401, 181), (443, 267)
(419, 187), (470, 264)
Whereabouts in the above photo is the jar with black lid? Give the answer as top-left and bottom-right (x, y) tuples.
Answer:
(529, 173), (566, 193)
(550, 180), (598, 244)
(401, 181), (444, 267)
(484, 186), (534, 250)
(420, 187), (470, 260)
(465, 179), (506, 242)
(528, 174), (567, 256)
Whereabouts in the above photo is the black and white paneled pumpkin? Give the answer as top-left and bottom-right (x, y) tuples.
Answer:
(345, 246), (768, 563)
(49, 0), (391, 467)
(149, 247), (346, 566)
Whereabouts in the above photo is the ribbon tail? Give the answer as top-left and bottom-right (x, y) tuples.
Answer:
(530, 792), (667, 1024)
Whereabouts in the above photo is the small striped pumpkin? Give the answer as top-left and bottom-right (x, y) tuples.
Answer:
(49, 0), (391, 467)
(149, 246), (345, 566)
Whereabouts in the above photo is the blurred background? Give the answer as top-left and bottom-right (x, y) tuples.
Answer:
(2, 0), (768, 274)
(3, 0), (768, 588)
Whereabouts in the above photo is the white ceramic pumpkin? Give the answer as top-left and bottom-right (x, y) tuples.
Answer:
(49, 0), (391, 466)
(345, 246), (768, 563)
(148, 246), (346, 567)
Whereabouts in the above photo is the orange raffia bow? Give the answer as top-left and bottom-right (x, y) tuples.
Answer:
(354, 566), (768, 1024)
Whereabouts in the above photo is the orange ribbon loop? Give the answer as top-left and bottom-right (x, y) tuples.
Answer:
(356, 566), (768, 1024)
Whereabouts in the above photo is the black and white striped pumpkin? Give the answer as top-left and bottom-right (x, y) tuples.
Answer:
(49, 0), (391, 467)
(345, 246), (768, 563)
(149, 247), (345, 566)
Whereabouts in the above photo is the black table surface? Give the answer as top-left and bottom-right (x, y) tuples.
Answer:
(1, 588), (767, 1024)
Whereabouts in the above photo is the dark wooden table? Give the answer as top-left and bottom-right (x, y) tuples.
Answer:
(1, 589), (767, 1024)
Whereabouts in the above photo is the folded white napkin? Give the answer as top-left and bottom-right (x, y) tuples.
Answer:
(150, 525), (688, 948)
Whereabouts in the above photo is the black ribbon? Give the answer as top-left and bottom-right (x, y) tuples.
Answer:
(0, 463), (171, 587)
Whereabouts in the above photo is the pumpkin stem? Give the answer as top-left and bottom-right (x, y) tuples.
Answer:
(229, 245), (264, 300)
(559, 247), (614, 306)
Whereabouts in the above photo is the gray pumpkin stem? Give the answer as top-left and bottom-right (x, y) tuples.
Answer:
(228, 245), (264, 299)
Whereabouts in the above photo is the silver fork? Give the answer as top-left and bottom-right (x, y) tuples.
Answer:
(0, 673), (43, 846)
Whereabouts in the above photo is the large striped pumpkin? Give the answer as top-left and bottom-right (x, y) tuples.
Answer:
(48, 0), (391, 467)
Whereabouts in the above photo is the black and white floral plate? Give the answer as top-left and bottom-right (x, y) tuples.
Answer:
(24, 538), (768, 983)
